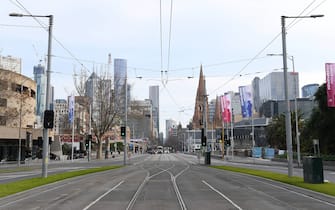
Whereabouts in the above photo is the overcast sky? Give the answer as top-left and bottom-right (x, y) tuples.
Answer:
(1, 0), (334, 135)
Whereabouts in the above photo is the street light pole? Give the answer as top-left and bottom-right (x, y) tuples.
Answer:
(267, 53), (300, 167)
(17, 84), (23, 166)
(10, 13), (53, 178)
(281, 14), (323, 177)
(290, 56), (301, 167)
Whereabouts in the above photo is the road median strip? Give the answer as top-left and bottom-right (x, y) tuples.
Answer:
(0, 165), (122, 198)
(211, 165), (335, 197)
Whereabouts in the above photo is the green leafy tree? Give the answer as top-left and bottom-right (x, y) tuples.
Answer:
(266, 110), (303, 150)
(300, 84), (335, 155)
(266, 114), (286, 149)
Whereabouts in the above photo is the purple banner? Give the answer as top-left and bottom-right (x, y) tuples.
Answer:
(326, 63), (335, 107)
(238, 85), (253, 118)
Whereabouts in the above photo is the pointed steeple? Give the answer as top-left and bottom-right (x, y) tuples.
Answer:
(192, 65), (209, 129)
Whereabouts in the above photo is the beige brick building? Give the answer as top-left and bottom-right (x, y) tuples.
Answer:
(0, 68), (37, 161)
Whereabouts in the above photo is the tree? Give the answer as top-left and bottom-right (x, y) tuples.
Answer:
(300, 84), (335, 155)
(74, 68), (124, 159)
(266, 114), (286, 149)
(266, 110), (304, 150)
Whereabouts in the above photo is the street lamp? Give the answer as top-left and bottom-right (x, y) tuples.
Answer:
(17, 78), (32, 166)
(281, 14), (323, 177)
(267, 53), (301, 166)
(10, 12), (53, 178)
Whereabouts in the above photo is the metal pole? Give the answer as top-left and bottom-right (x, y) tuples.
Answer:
(124, 72), (127, 165)
(281, 16), (293, 177)
(203, 82), (208, 164)
(88, 104), (91, 162)
(42, 15), (53, 178)
(18, 85), (23, 166)
(231, 108), (234, 160)
(291, 56), (301, 166)
(71, 104), (75, 161)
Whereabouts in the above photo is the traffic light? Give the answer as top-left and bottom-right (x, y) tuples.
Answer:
(201, 128), (206, 146)
(225, 138), (231, 147)
(43, 110), (54, 129)
(120, 126), (126, 137)
(86, 135), (92, 148)
(201, 136), (207, 147)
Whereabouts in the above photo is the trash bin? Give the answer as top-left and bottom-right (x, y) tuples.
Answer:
(205, 152), (211, 165)
(302, 156), (324, 184)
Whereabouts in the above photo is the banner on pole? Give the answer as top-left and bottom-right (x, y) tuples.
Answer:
(326, 63), (335, 107)
(220, 94), (231, 123)
(68, 95), (75, 123)
(238, 85), (253, 118)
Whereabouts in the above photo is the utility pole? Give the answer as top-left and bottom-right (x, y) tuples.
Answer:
(203, 78), (210, 164)
(123, 72), (128, 166)
(281, 14), (323, 177)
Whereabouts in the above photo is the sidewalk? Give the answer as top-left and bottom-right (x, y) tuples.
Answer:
(211, 154), (335, 171)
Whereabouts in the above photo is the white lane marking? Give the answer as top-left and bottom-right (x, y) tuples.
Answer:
(83, 180), (124, 210)
(242, 175), (335, 208)
(202, 180), (243, 210)
(0, 182), (69, 208)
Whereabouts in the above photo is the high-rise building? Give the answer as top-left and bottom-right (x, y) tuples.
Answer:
(149, 85), (159, 136)
(54, 99), (68, 135)
(258, 71), (299, 103)
(114, 58), (128, 115)
(33, 64), (46, 118)
(85, 72), (99, 121)
(302, 83), (319, 98)
(128, 99), (154, 139)
(208, 99), (216, 124)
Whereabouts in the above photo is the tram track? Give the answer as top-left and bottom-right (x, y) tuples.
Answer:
(126, 154), (190, 210)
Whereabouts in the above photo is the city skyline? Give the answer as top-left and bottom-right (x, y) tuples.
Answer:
(1, 0), (334, 132)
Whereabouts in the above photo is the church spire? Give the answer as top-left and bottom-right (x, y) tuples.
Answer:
(192, 65), (209, 129)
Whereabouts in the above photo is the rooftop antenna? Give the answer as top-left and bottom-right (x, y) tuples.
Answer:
(32, 44), (42, 64)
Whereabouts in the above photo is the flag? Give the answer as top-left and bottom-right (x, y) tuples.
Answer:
(68, 95), (75, 123)
(326, 63), (335, 107)
(220, 94), (231, 123)
(239, 85), (253, 118)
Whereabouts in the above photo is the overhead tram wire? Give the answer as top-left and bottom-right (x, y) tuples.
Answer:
(287, 0), (327, 31)
(166, 0), (174, 85)
(159, 0), (174, 86)
(0, 23), (42, 28)
(159, 0), (165, 85)
(11, 0), (92, 76)
(209, 0), (326, 96)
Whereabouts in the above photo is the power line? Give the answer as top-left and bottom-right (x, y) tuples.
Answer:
(167, 0), (174, 73)
(209, 0), (326, 96)
(0, 23), (43, 28)
(11, 0), (92, 76)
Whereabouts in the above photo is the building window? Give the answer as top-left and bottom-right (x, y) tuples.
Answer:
(0, 80), (8, 90)
(11, 83), (21, 92)
(0, 116), (6, 126)
(31, 90), (36, 98)
(0, 98), (7, 107)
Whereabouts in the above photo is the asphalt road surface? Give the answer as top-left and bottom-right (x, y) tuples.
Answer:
(0, 153), (334, 210)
